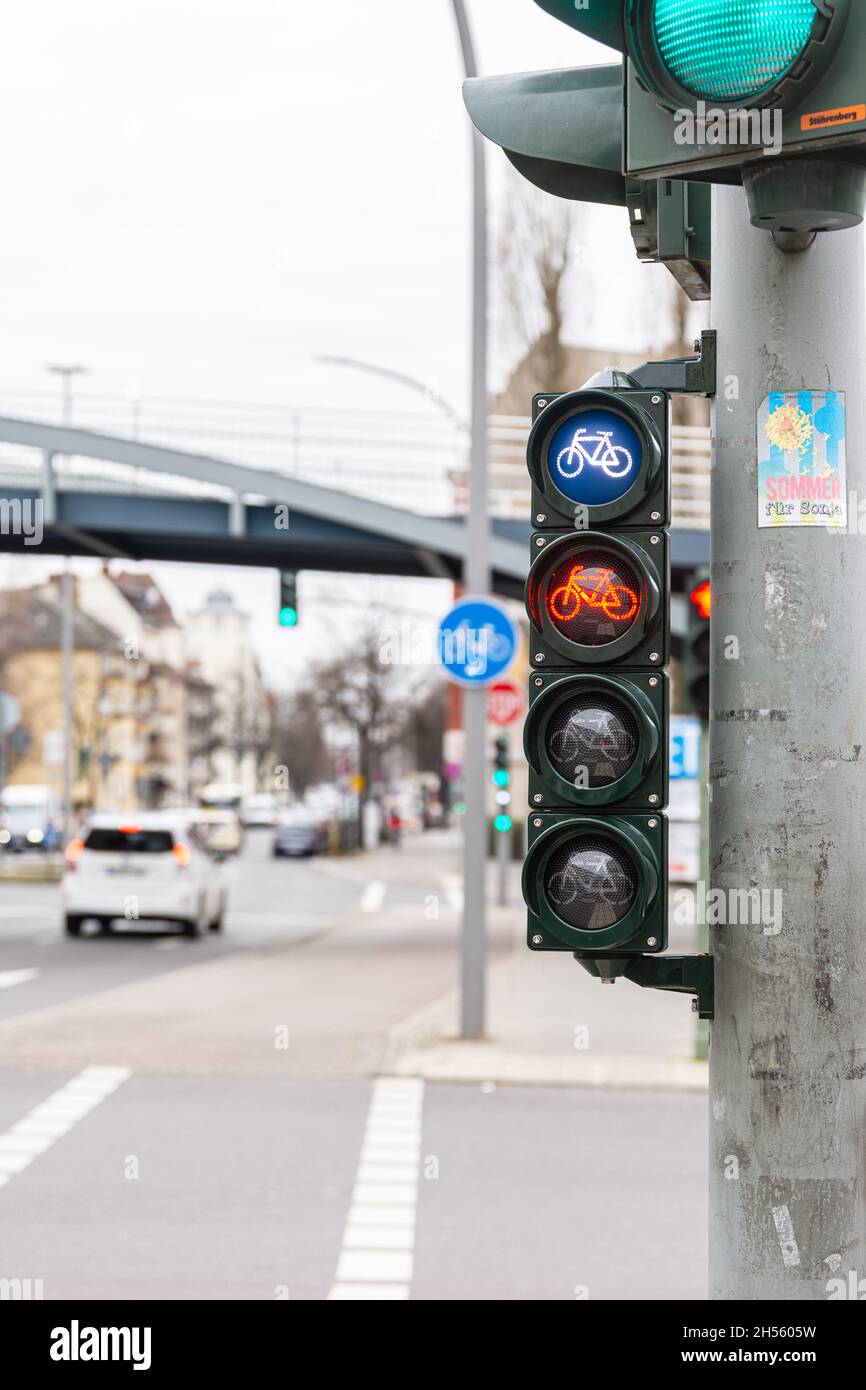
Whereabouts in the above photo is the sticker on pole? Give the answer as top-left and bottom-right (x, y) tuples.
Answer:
(757, 390), (846, 529)
(438, 597), (518, 687)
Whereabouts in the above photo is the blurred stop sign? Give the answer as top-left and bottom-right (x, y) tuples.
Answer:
(487, 681), (525, 727)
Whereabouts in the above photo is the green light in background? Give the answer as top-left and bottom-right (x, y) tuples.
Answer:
(494, 814), (512, 834)
(279, 606), (298, 628)
(653, 0), (816, 103)
(492, 768), (510, 788)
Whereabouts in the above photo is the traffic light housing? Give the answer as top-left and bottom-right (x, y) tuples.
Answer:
(465, 0), (866, 238)
(523, 385), (670, 957)
(684, 569), (710, 720)
(492, 735), (512, 833)
(278, 571), (299, 628)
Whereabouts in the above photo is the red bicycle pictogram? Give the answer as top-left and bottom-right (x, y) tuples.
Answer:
(548, 563), (639, 626)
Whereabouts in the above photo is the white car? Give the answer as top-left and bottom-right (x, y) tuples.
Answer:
(62, 813), (227, 938)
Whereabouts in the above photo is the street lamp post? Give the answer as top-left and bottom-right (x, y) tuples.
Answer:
(45, 363), (88, 841)
(450, 0), (490, 1039)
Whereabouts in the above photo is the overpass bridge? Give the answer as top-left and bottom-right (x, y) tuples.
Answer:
(0, 409), (709, 602)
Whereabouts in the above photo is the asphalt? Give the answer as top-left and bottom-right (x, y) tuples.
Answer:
(0, 827), (709, 1300)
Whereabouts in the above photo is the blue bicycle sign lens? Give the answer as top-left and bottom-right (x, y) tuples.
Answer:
(547, 409), (643, 506)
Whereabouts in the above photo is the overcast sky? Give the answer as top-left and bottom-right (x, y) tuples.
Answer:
(0, 1), (683, 683)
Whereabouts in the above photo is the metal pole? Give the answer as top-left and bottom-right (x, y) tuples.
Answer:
(47, 365), (84, 841)
(61, 563), (74, 841)
(496, 820), (509, 909)
(451, 0), (489, 1038)
(709, 185), (866, 1298)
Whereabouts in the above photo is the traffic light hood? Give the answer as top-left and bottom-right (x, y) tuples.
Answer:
(462, 65), (626, 206)
(533, 0), (626, 54)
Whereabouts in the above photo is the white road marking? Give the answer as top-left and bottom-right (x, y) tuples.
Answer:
(0, 1065), (131, 1191)
(0, 969), (39, 989)
(442, 873), (463, 914)
(0, 906), (59, 919)
(328, 1076), (424, 1300)
(360, 881), (387, 914)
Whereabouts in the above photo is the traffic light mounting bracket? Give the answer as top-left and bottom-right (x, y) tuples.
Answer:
(575, 952), (715, 1020)
(629, 328), (717, 398)
(577, 330), (717, 399)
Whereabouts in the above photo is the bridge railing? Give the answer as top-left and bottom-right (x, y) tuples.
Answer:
(0, 389), (710, 528)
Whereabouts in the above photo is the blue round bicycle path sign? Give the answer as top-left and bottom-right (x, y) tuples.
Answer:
(437, 597), (518, 687)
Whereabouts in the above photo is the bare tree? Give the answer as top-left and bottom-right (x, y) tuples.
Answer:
(271, 687), (330, 796)
(309, 623), (435, 796)
(497, 170), (587, 394)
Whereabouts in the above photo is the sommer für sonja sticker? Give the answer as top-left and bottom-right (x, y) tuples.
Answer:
(757, 391), (847, 529)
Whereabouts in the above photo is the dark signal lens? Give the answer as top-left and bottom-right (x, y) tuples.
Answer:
(546, 694), (639, 788)
(545, 548), (642, 647)
(544, 835), (637, 931)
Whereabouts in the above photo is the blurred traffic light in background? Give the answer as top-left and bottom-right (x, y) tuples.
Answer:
(278, 571), (299, 627)
(492, 735), (512, 833)
(684, 569), (711, 720)
(522, 387), (670, 958)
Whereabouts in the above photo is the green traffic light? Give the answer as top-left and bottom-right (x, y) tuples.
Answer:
(494, 814), (512, 834)
(492, 768), (510, 788)
(279, 606), (298, 628)
(653, 0), (816, 103)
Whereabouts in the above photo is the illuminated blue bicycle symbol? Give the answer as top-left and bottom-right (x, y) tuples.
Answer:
(555, 428), (634, 481)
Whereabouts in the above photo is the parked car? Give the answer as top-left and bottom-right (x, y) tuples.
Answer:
(62, 813), (227, 938)
(241, 793), (280, 829)
(272, 807), (328, 858)
(0, 783), (60, 852)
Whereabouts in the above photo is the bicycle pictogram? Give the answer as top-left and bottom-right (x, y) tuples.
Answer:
(555, 428), (634, 481)
(548, 851), (627, 909)
(548, 563), (640, 626)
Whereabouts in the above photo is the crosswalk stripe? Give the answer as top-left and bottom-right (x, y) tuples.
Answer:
(360, 880), (387, 913)
(328, 1076), (425, 1300)
(0, 969), (39, 989)
(0, 1065), (131, 1191)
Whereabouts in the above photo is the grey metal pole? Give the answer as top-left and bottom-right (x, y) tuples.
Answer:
(451, 0), (489, 1038)
(60, 563), (74, 841)
(47, 366), (84, 842)
(709, 185), (866, 1298)
(496, 821), (509, 908)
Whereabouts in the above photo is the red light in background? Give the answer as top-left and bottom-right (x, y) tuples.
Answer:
(690, 580), (711, 620)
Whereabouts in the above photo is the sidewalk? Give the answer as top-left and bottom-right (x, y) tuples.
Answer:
(380, 833), (709, 1092)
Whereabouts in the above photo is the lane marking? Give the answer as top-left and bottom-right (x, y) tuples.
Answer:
(442, 873), (463, 914)
(0, 969), (39, 989)
(360, 881), (387, 914)
(328, 1076), (424, 1301)
(0, 1065), (131, 1191)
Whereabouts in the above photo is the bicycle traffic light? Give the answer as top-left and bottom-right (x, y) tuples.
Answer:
(684, 569), (711, 720)
(278, 571), (299, 628)
(523, 386), (670, 957)
(465, 1), (866, 239)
